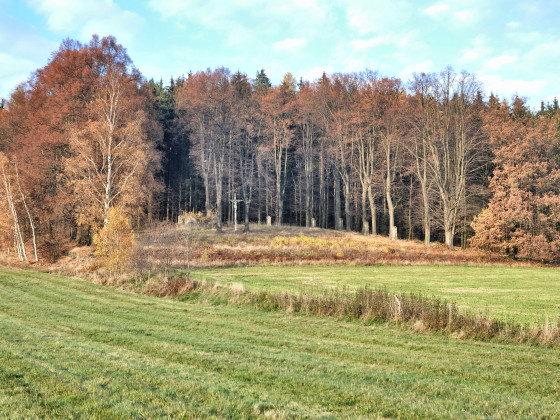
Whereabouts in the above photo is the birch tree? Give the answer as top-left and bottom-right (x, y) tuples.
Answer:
(66, 40), (159, 228)
(0, 154), (26, 261)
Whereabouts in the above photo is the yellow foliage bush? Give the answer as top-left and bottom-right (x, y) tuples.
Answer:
(94, 207), (134, 278)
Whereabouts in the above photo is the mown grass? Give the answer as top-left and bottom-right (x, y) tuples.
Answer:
(192, 265), (560, 325)
(1, 268), (560, 418)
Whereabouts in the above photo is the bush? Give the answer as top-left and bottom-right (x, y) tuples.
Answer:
(94, 207), (134, 280)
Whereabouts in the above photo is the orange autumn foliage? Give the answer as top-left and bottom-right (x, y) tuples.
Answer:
(471, 99), (560, 261)
(94, 207), (134, 278)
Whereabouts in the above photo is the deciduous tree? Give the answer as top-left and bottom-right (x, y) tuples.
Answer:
(66, 37), (160, 228)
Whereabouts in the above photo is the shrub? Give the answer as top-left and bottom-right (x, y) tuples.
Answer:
(94, 207), (134, 280)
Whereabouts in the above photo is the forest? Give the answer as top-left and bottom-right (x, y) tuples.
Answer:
(1, 35), (560, 263)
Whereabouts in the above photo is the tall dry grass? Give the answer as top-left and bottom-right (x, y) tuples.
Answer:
(154, 277), (560, 346)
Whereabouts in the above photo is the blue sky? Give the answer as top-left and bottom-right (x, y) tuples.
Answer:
(1, 0), (559, 109)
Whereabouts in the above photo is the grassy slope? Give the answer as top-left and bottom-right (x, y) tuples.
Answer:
(1, 269), (560, 418)
(193, 265), (560, 324)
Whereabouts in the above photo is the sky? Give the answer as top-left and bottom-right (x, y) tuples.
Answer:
(1, 0), (559, 109)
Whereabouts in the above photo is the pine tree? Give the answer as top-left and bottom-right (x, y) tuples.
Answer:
(254, 69), (271, 94)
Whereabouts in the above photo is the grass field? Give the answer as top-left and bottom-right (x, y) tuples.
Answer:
(1, 269), (560, 418)
(193, 265), (560, 325)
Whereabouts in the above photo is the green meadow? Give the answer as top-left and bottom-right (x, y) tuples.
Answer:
(193, 265), (560, 325)
(1, 268), (560, 418)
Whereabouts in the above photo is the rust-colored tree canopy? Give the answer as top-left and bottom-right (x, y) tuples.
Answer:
(471, 99), (560, 261)
(0, 36), (161, 261)
(1, 36), (560, 262)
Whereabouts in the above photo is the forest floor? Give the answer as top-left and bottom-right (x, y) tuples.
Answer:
(1, 268), (560, 418)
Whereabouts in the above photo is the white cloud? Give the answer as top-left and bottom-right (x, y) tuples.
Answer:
(274, 37), (307, 52)
(453, 9), (475, 24)
(147, 0), (228, 22)
(522, 41), (560, 68)
(0, 14), (58, 99)
(349, 31), (419, 53)
(349, 36), (388, 51)
(268, 0), (326, 21)
(147, 0), (327, 53)
(425, 2), (450, 17)
(481, 54), (518, 72)
(298, 65), (335, 82)
(0, 52), (37, 75)
(479, 74), (548, 104)
(459, 35), (491, 63)
(396, 32), (416, 48)
(400, 60), (433, 78)
(0, 53), (38, 99)
(227, 26), (253, 47)
(424, 1), (481, 26)
(345, 0), (414, 34)
(505, 30), (542, 46)
(26, 0), (143, 46)
(148, 0), (326, 27)
(292, 0), (324, 17)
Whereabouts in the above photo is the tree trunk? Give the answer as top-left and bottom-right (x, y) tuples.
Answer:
(216, 179), (223, 232)
(386, 154), (397, 240)
(305, 166), (312, 228)
(104, 169), (111, 226)
(319, 153), (325, 228)
(443, 200), (455, 249)
(203, 173), (211, 217)
(257, 158), (262, 225)
(408, 179), (413, 240)
(461, 177), (467, 249)
(421, 181), (431, 246)
(244, 200), (251, 232)
(344, 180), (351, 231)
(445, 228), (454, 249)
(265, 165), (270, 222)
(214, 149), (224, 232)
(276, 175), (282, 226)
(1, 162), (26, 261)
(334, 168), (341, 230)
(361, 182), (368, 234)
(367, 184), (376, 235)
(15, 165), (38, 261)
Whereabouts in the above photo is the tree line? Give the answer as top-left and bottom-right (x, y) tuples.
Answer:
(1, 36), (560, 262)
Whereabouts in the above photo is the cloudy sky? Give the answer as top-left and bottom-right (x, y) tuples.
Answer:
(1, 0), (559, 108)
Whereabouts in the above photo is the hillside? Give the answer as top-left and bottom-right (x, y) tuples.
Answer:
(137, 224), (532, 267)
(47, 224), (521, 278)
